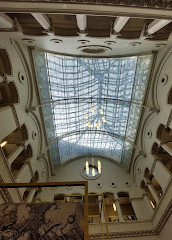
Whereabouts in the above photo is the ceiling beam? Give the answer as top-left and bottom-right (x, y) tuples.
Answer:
(76, 14), (87, 33)
(147, 19), (172, 35)
(0, 13), (13, 28)
(31, 13), (50, 29)
(112, 16), (130, 35)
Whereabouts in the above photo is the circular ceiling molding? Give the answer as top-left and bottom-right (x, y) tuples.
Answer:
(78, 39), (90, 44)
(22, 38), (35, 44)
(104, 40), (116, 45)
(50, 39), (63, 44)
(78, 45), (112, 54)
(129, 42), (141, 47)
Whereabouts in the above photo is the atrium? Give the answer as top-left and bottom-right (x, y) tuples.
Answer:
(0, 1), (172, 239)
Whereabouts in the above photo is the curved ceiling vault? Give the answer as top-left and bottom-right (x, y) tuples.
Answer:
(34, 51), (153, 169)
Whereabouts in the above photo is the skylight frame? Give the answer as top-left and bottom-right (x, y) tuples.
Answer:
(33, 51), (153, 168)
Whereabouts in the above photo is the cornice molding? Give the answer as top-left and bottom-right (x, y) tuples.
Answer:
(1, 0), (172, 10)
(89, 199), (172, 239)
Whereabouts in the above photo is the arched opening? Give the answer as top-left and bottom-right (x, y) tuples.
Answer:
(0, 82), (18, 106)
(144, 168), (163, 199)
(88, 194), (99, 223)
(0, 49), (11, 75)
(168, 88), (172, 104)
(1, 124), (28, 158)
(11, 144), (33, 178)
(141, 180), (156, 209)
(157, 124), (172, 145)
(103, 192), (118, 222)
(23, 172), (40, 202)
(117, 192), (136, 221)
(152, 143), (172, 174)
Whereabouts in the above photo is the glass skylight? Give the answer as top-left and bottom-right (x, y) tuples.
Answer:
(34, 51), (153, 168)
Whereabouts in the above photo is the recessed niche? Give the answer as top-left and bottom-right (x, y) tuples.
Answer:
(129, 42), (141, 47)
(78, 45), (112, 54)
(111, 182), (117, 188)
(160, 74), (168, 85)
(125, 181), (131, 187)
(104, 41), (116, 45)
(156, 43), (166, 48)
(147, 130), (152, 138)
(18, 72), (25, 84)
(96, 182), (102, 188)
(22, 38), (35, 44)
(50, 39), (63, 44)
(32, 131), (37, 140)
(78, 40), (90, 44)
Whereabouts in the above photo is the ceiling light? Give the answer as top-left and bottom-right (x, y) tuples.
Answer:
(85, 113), (88, 119)
(96, 122), (100, 128)
(102, 116), (106, 123)
(113, 202), (117, 211)
(99, 108), (103, 114)
(91, 106), (94, 113)
(0, 141), (7, 148)
(88, 121), (92, 127)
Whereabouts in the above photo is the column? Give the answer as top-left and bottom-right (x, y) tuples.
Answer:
(143, 193), (154, 215)
(114, 199), (125, 222)
(98, 195), (105, 223)
(66, 196), (70, 202)
(146, 182), (160, 204)
(8, 145), (24, 166)
(26, 188), (37, 203)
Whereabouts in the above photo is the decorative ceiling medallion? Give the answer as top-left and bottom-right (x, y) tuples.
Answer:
(50, 39), (63, 44)
(78, 45), (112, 54)
(22, 38), (35, 44)
(104, 41), (116, 45)
(129, 42), (142, 47)
(77, 39), (90, 44)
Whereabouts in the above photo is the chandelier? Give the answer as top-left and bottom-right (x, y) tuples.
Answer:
(85, 107), (106, 128)
(85, 157), (101, 177)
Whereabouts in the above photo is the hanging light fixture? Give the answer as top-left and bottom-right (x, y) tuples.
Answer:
(91, 106), (94, 113)
(88, 121), (92, 127)
(102, 116), (106, 123)
(0, 141), (7, 148)
(99, 108), (103, 114)
(85, 158), (102, 177)
(85, 113), (89, 119)
(96, 122), (100, 128)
